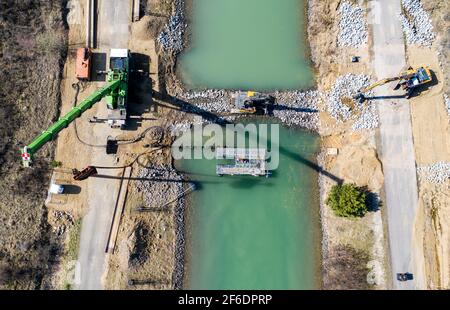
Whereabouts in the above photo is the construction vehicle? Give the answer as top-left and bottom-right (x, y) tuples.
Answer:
(106, 49), (129, 128)
(396, 272), (413, 282)
(49, 183), (65, 194)
(354, 66), (433, 102)
(72, 166), (97, 181)
(21, 48), (130, 167)
(76, 48), (92, 80)
(231, 91), (276, 114)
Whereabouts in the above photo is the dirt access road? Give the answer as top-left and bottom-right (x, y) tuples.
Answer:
(75, 0), (131, 290)
(370, 0), (421, 289)
(98, 0), (131, 48)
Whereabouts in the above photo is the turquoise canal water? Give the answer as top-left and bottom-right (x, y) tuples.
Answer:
(175, 121), (321, 289)
(179, 0), (314, 90)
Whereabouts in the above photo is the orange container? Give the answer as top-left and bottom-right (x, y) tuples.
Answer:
(76, 48), (92, 80)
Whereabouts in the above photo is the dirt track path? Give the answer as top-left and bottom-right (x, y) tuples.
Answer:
(98, 0), (131, 49)
(75, 0), (132, 290)
(371, 0), (421, 289)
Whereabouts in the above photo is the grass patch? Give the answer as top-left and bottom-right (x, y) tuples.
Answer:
(67, 219), (82, 261)
(36, 29), (66, 57)
(324, 244), (373, 289)
(59, 219), (82, 290)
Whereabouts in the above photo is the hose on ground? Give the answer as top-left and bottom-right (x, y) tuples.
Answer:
(114, 125), (164, 145)
(71, 81), (106, 148)
(92, 146), (166, 170)
(71, 82), (165, 148)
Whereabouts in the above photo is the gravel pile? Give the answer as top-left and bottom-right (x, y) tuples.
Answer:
(178, 89), (233, 113)
(337, 2), (368, 47)
(327, 74), (367, 120)
(352, 102), (379, 131)
(444, 94), (450, 118)
(157, 0), (186, 53)
(272, 90), (323, 130)
(417, 161), (450, 184)
(169, 121), (193, 137)
(179, 89), (228, 101)
(135, 166), (184, 207)
(399, 0), (435, 46)
(169, 116), (209, 137)
(326, 74), (379, 130)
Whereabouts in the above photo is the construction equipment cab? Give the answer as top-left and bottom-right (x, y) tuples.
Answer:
(397, 66), (432, 96)
(106, 48), (130, 128)
(355, 66), (433, 102)
(231, 91), (276, 115)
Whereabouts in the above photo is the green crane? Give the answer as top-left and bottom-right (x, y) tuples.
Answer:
(21, 48), (129, 167)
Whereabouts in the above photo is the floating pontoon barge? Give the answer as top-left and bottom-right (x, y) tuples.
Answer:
(216, 148), (268, 177)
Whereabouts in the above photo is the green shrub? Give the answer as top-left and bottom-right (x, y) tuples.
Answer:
(326, 184), (367, 218)
(50, 160), (62, 168)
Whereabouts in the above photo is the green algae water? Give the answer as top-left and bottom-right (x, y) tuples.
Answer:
(179, 0), (314, 90)
(175, 121), (321, 289)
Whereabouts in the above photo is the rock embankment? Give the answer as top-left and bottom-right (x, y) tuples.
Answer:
(174, 88), (322, 131)
(337, 1), (368, 47)
(399, 0), (435, 46)
(272, 90), (322, 131)
(444, 94), (450, 119)
(136, 166), (184, 207)
(171, 75), (379, 133)
(157, 0), (186, 53)
(417, 162), (450, 184)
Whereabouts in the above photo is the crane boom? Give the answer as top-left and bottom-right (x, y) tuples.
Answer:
(21, 79), (120, 167)
(21, 48), (130, 167)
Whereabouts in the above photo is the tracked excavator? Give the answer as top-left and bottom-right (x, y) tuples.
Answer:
(20, 48), (130, 167)
(230, 91), (276, 114)
(354, 66), (433, 103)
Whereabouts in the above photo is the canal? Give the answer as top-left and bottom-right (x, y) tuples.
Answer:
(175, 121), (321, 289)
(179, 0), (314, 90)
(176, 0), (320, 289)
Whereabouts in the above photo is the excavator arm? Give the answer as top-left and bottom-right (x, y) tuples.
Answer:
(353, 76), (405, 102)
(354, 66), (432, 103)
(359, 77), (401, 93)
(21, 79), (120, 167)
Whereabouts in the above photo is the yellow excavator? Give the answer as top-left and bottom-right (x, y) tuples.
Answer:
(230, 91), (276, 114)
(354, 66), (433, 102)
